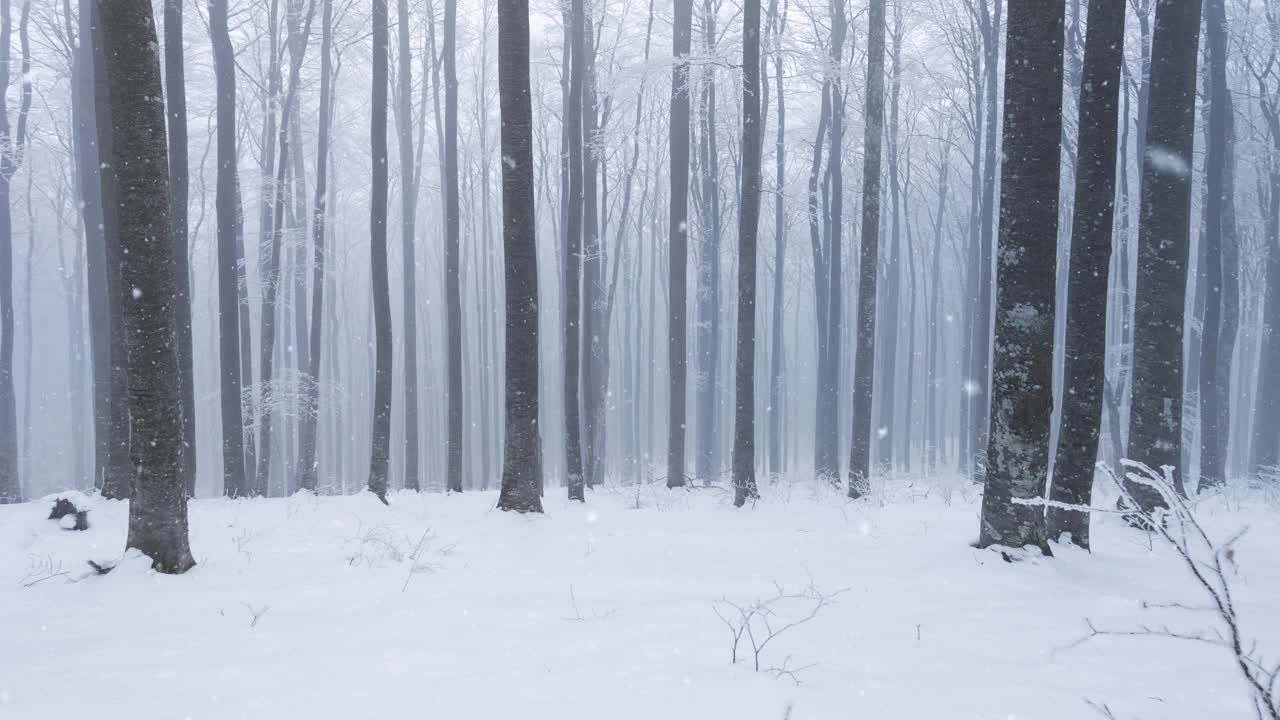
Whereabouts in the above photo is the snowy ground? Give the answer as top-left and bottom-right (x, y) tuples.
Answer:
(2, 476), (1277, 719)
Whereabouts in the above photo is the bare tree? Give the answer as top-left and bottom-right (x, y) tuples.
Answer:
(369, 0), (392, 503)
(667, 0), (693, 489)
(495, 0), (542, 513)
(848, 0), (884, 499)
(732, 0), (762, 507)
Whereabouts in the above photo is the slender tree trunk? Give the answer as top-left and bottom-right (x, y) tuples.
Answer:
(976, 0), (1064, 552)
(210, 0), (249, 497)
(695, 0), (722, 486)
(298, 0), (332, 493)
(161, 0), (197, 496)
(564, 0), (586, 500)
(101, 0), (195, 573)
(732, 0), (762, 507)
(1197, 0), (1231, 491)
(395, 0), (420, 491)
(1048, 0), (1125, 549)
(495, 0), (542, 513)
(368, 0), (392, 503)
(767, 0), (787, 480)
(667, 0), (693, 488)
(0, 0), (29, 502)
(1126, 0), (1202, 509)
(444, 0), (464, 493)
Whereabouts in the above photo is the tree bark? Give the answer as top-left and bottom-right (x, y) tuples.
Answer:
(976, 0), (1064, 552)
(732, 0), (762, 508)
(0, 0), (29, 503)
(847, 0), (882, 498)
(1048, 0), (1125, 549)
(496, 0), (543, 513)
(101, 0), (195, 573)
(444, 0), (464, 493)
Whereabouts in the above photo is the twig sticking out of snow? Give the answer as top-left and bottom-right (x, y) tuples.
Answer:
(242, 602), (271, 629)
(713, 580), (847, 680)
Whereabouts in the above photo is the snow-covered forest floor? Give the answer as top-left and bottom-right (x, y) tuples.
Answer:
(2, 476), (1277, 719)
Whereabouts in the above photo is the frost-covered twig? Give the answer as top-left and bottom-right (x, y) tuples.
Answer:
(1070, 462), (1279, 720)
(713, 580), (847, 674)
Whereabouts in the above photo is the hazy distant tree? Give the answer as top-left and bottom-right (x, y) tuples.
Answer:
(1126, 0), (1202, 510)
(298, 0), (333, 493)
(848, 0), (883, 499)
(1049, 0), (1125, 549)
(397, 0), (421, 491)
(695, 0), (722, 488)
(495, 0), (543, 513)
(1198, 0), (1233, 490)
(976, 0), (1064, 552)
(564, 0), (585, 501)
(445, 0), (464, 494)
(369, 0), (392, 503)
(160, 0), (197, 496)
(100, 0), (194, 573)
(254, 0), (315, 496)
(732, 0), (762, 507)
(766, 0), (787, 479)
(0, 0), (30, 503)
(667, 0), (692, 488)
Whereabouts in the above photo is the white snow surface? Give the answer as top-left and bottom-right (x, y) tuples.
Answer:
(2, 478), (1277, 719)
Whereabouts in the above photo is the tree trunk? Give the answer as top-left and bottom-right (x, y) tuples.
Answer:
(298, 0), (333, 493)
(444, 0), (464, 494)
(667, 0), (693, 488)
(161, 0), (196, 497)
(1048, 0), (1125, 549)
(564, 0), (586, 500)
(732, 0), (762, 507)
(0, 0), (29, 503)
(1126, 0), (1202, 509)
(101, 0), (195, 573)
(847, 0), (883, 498)
(496, 0), (543, 513)
(396, 0), (420, 491)
(368, 0), (392, 503)
(976, 0), (1064, 552)
(695, 0), (721, 487)
(767, 0), (787, 480)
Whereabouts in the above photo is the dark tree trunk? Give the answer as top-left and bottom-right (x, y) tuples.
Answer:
(210, 0), (249, 497)
(1197, 0), (1231, 491)
(495, 0), (542, 513)
(582, 7), (605, 490)
(444, 0), (464, 494)
(732, 0), (762, 508)
(667, 0), (692, 488)
(368, 0), (392, 503)
(101, 0), (195, 573)
(976, 0), (1064, 552)
(848, 0), (882, 498)
(162, 0), (196, 497)
(91, 1), (133, 501)
(1048, 0), (1125, 549)
(1126, 0), (1202, 509)
(298, 0), (332, 493)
